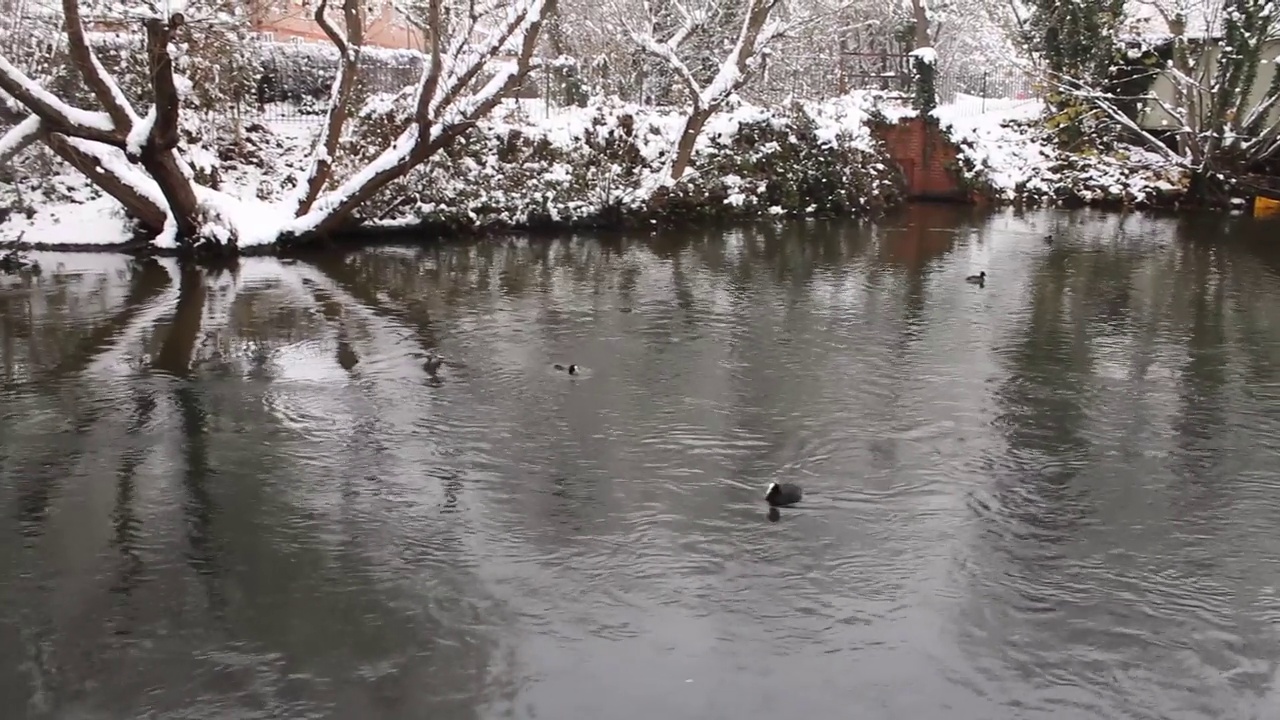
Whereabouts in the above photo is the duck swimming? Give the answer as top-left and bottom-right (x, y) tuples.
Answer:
(424, 351), (444, 375)
(553, 363), (579, 375)
(965, 271), (986, 284)
(764, 482), (803, 507)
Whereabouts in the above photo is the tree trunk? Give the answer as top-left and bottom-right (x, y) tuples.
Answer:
(305, 115), (490, 237)
(138, 149), (200, 239)
(670, 106), (712, 180)
(911, 0), (930, 50)
(1170, 33), (1198, 162)
(662, 0), (781, 182)
(140, 16), (201, 241)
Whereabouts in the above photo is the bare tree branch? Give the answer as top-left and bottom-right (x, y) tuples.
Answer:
(1049, 71), (1187, 165)
(61, 0), (138, 131)
(293, 0), (366, 216)
(0, 56), (124, 146)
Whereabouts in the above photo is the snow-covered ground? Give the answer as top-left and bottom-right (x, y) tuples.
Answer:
(933, 94), (1055, 194)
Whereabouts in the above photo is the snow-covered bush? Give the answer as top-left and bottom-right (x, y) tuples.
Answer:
(349, 98), (903, 231)
(935, 100), (1196, 209)
(3, 23), (259, 121)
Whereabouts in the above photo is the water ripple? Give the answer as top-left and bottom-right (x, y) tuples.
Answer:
(5, 211), (1280, 718)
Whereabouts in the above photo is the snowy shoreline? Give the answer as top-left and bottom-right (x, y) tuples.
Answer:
(0, 95), (909, 254)
(0, 94), (1226, 257)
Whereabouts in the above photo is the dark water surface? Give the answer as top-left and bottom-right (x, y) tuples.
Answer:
(3, 206), (1280, 719)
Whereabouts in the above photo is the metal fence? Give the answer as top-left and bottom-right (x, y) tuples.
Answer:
(935, 68), (1043, 116)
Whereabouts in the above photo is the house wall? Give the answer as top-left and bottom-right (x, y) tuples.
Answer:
(1141, 37), (1280, 133)
(248, 0), (425, 51)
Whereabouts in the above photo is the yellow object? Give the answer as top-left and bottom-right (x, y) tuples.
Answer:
(1256, 195), (1280, 218)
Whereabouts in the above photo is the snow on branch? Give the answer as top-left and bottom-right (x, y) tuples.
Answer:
(427, 0), (549, 119)
(630, 31), (702, 101)
(49, 135), (169, 232)
(1238, 87), (1280, 132)
(1048, 70), (1187, 165)
(277, 0), (556, 239)
(0, 114), (41, 165)
(701, 0), (787, 108)
(0, 55), (121, 145)
(1245, 113), (1280, 157)
(63, 137), (170, 210)
(624, 0), (708, 102)
(291, 0), (366, 215)
(125, 106), (158, 157)
(62, 0), (139, 131)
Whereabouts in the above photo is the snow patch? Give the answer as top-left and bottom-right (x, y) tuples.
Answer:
(934, 95), (1052, 196)
(908, 47), (938, 65)
(0, 196), (135, 247)
(194, 187), (293, 248)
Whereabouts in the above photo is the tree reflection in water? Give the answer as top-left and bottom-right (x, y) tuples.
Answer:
(2, 208), (1280, 719)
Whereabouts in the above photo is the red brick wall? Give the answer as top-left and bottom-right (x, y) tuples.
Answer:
(877, 117), (970, 201)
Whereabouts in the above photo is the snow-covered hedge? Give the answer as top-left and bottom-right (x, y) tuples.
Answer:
(339, 97), (904, 231)
(255, 41), (425, 106)
(4, 30), (257, 118)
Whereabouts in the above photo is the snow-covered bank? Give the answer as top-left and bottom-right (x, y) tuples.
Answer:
(4, 89), (1228, 255)
(0, 95), (905, 253)
(934, 94), (1192, 207)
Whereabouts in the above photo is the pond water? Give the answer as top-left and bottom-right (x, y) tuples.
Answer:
(2, 206), (1280, 719)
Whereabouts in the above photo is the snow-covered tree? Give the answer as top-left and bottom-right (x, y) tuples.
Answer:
(0, 0), (556, 250)
(1036, 0), (1280, 177)
(613, 0), (834, 181)
(1026, 0), (1128, 91)
(926, 0), (1028, 73)
(1129, 0), (1280, 170)
(287, 0), (558, 239)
